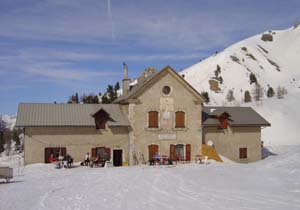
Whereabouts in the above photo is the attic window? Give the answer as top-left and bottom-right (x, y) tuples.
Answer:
(162, 86), (171, 95)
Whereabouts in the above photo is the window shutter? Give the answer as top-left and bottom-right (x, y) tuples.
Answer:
(149, 111), (159, 128)
(185, 144), (191, 161)
(45, 148), (51, 163)
(170, 144), (175, 160)
(91, 148), (97, 158)
(105, 147), (111, 160)
(175, 111), (185, 128)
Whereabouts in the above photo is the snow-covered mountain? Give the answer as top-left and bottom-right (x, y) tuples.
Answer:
(181, 25), (300, 105)
(181, 24), (300, 146)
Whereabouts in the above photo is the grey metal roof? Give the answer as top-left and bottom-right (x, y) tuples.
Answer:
(202, 106), (271, 127)
(15, 103), (130, 127)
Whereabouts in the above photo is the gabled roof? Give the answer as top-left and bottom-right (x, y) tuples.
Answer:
(113, 65), (205, 104)
(15, 103), (130, 127)
(202, 106), (271, 127)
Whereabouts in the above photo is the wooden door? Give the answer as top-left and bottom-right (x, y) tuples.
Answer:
(148, 145), (158, 161)
(170, 144), (175, 160)
(113, 150), (123, 166)
(185, 144), (191, 161)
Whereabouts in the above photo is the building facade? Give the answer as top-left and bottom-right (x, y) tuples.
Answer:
(16, 66), (270, 165)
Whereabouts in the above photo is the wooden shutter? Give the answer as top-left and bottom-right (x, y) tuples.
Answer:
(185, 144), (191, 161)
(175, 111), (185, 128)
(149, 111), (159, 128)
(45, 148), (51, 163)
(105, 147), (111, 160)
(239, 148), (247, 159)
(148, 145), (158, 161)
(170, 144), (175, 160)
(91, 148), (96, 158)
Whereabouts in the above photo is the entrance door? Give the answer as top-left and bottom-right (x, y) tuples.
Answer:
(174, 144), (184, 161)
(148, 145), (159, 161)
(113, 150), (123, 166)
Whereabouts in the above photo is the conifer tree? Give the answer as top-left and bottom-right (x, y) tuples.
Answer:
(267, 87), (275, 98)
(250, 73), (257, 84)
(201, 91), (210, 103)
(244, 90), (251, 103)
(226, 90), (235, 102)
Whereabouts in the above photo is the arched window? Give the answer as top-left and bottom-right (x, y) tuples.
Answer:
(148, 111), (159, 128)
(175, 111), (185, 128)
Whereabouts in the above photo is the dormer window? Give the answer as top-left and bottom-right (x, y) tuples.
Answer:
(93, 109), (109, 130)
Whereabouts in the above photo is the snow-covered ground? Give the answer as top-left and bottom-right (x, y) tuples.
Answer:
(1, 146), (299, 210)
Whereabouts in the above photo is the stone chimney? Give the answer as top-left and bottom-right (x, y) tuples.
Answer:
(122, 62), (130, 96)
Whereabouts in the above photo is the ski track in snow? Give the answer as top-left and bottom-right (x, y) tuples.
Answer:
(1, 146), (300, 210)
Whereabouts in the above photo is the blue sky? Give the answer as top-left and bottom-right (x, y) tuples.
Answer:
(0, 0), (299, 115)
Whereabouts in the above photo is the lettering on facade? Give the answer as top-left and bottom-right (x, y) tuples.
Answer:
(158, 134), (176, 140)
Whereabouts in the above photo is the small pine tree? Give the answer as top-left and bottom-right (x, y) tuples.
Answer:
(201, 91), (210, 103)
(13, 129), (20, 151)
(219, 76), (223, 84)
(267, 87), (275, 98)
(250, 73), (257, 84)
(244, 90), (251, 103)
(226, 89), (235, 102)
(277, 86), (288, 99)
(0, 116), (6, 153)
(253, 83), (264, 101)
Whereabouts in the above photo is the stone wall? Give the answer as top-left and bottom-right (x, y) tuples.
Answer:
(203, 126), (261, 163)
(24, 126), (129, 165)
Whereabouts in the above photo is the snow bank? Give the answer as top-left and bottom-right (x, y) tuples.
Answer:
(0, 146), (299, 210)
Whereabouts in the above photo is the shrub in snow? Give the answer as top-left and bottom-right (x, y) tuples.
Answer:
(226, 90), (235, 102)
(252, 83), (264, 101)
(249, 73), (257, 84)
(244, 90), (252, 103)
(277, 86), (288, 99)
(201, 91), (210, 103)
(267, 87), (275, 98)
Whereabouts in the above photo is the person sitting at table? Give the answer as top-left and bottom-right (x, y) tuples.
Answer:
(91, 155), (100, 168)
(65, 154), (73, 168)
(84, 152), (91, 166)
(153, 152), (160, 165)
(49, 154), (56, 163)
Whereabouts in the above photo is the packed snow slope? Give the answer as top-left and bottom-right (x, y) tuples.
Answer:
(181, 25), (300, 145)
(0, 146), (299, 210)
